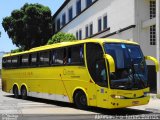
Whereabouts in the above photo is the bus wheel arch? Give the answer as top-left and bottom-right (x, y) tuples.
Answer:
(73, 88), (88, 109)
(13, 84), (19, 98)
(20, 84), (28, 99)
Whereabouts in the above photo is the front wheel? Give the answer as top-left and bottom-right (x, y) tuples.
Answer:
(74, 91), (87, 109)
(21, 86), (28, 99)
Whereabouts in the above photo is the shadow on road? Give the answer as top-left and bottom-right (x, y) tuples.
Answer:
(5, 95), (152, 115)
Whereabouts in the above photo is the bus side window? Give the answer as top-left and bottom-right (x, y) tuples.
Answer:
(21, 54), (29, 67)
(39, 51), (50, 66)
(6, 57), (12, 69)
(52, 48), (65, 65)
(30, 53), (37, 67)
(67, 45), (84, 65)
(2, 58), (7, 68)
(11, 56), (18, 68)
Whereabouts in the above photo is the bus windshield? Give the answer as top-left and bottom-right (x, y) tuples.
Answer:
(104, 43), (148, 90)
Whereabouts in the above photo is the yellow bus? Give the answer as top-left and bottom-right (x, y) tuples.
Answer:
(1, 39), (159, 109)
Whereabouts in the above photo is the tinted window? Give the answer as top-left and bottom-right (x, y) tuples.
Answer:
(67, 45), (84, 65)
(12, 56), (18, 68)
(86, 0), (92, 7)
(79, 29), (82, 40)
(76, 0), (81, 15)
(57, 18), (60, 31)
(98, 18), (102, 32)
(68, 7), (73, 21)
(85, 26), (89, 38)
(90, 23), (93, 36)
(52, 48), (66, 65)
(103, 15), (107, 30)
(86, 43), (108, 87)
(39, 51), (50, 66)
(30, 53), (37, 66)
(76, 31), (79, 40)
(21, 54), (29, 67)
(2, 58), (6, 68)
(62, 13), (66, 26)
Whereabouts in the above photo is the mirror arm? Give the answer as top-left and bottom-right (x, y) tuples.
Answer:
(104, 54), (115, 72)
(145, 56), (159, 72)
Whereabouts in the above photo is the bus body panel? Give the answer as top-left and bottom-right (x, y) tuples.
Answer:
(1, 39), (154, 109)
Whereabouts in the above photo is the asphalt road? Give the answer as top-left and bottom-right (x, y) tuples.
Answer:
(0, 79), (160, 120)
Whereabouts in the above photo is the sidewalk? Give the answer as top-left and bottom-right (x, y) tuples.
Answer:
(129, 94), (160, 113)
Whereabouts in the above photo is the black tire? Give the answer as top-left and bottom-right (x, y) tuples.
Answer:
(21, 86), (27, 99)
(13, 86), (19, 98)
(74, 91), (87, 109)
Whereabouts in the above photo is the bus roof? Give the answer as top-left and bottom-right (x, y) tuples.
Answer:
(3, 38), (139, 57)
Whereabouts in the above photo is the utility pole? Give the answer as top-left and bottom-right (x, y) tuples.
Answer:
(156, 0), (160, 94)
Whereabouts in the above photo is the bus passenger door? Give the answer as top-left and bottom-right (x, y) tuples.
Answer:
(95, 59), (109, 108)
(86, 43), (109, 108)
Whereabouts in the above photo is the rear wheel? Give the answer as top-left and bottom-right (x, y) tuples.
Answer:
(13, 85), (19, 98)
(21, 86), (27, 99)
(74, 91), (87, 109)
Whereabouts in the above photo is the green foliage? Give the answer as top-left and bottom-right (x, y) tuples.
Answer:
(11, 48), (23, 53)
(2, 3), (53, 50)
(47, 32), (77, 45)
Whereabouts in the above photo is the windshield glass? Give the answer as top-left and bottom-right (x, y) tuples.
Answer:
(104, 43), (148, 90)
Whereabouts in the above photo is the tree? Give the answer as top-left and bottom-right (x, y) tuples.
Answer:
(2, 3), (53, 50)
(47, 32), (77, 45)
(0, 31), (1, 37)
(11, 48), (23, 53)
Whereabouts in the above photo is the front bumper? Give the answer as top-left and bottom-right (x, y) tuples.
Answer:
(108, 96), (150, 109)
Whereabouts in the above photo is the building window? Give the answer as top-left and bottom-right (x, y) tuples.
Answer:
(86, 0), (92, 7)
(68, 7), (73, 21)
(62, 13), (66, 26)
(98, 18), (102, 32)
(76, 0), (81, 15)
(103, 15), (108, 30)
(76, 31), (79, 39)
(85, 25), (89, 38)
(79, 29), (82, 40)
(150, 0), (156, 19)
(53, 23), (55, 34)
(90, 23), (93, 36)
(57, 18), (60, 31)
(150, 25), (156, 45)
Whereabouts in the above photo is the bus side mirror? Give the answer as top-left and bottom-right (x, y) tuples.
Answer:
(104, 54), (115, 73)
(145, 56), (159, 72)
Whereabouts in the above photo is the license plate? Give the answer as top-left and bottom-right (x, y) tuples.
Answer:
(132, 101), (139, 105)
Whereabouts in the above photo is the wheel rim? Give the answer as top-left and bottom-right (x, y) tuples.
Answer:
(80, 95), (86, 105)
(21, 87), (27, 99)
(75, 91), (87, 108)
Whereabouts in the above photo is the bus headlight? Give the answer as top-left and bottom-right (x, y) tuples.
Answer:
(111, 94), (125, 99)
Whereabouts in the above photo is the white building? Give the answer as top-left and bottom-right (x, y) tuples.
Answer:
(52, 0), (160, 93)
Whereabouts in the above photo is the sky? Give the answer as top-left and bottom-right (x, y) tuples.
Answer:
(0, 0), (65, 52)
